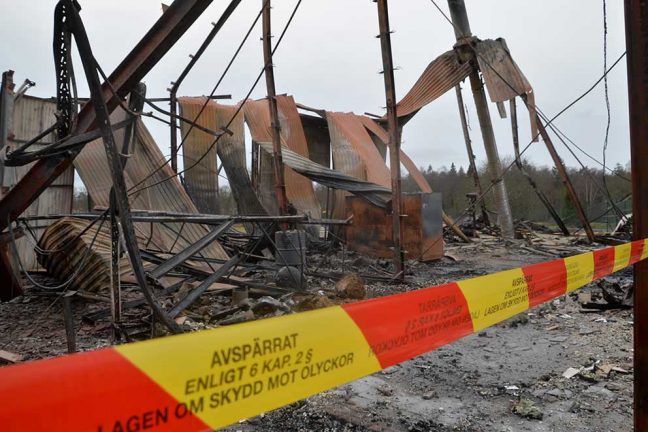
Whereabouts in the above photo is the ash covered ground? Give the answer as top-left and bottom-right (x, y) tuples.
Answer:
(0, 235), (634, 431)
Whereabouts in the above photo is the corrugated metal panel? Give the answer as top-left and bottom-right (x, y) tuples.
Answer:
(395, 50), (472, 118)
(74, 110), (228, 261)
(359, 115), (433, 193)
(474, 38), (537, 139)
(244, 98), (321, 219)
(37, 217), (134, 293)
(178, 97), (266, 215)
(244, 99), (280, 214)
(474, 38), (532, 102)
(327, 112), (391, 188)
(257, 141), (390, 207)
(326, 112), (394, 221)
(177, 97), (219, 214)
(5, 95), (74, 270)
(276, 96), (321, 219)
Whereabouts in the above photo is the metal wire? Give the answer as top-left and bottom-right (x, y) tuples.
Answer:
(128, 0), (303, 196)
(8, 213), (107, 290)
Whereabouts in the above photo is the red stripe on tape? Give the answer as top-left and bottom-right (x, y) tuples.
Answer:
(593, 247), (615, 280)
(342, 283), (473, 368)
(0, 349), (209, 432)
(631, 240), (645, 265)
(522, 259), (568, 308)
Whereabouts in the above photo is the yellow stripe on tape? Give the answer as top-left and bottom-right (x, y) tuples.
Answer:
(613, 243), (632, 273)
(564, 252), (594, 292)
(457, 268), (529, 332)
(117, 306), (381, 430)
(642, 239), (648, 261)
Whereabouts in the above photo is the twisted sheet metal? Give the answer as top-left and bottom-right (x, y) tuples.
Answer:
(74, 110), (228, 261)
(244, 98), (321, 219)
(257, 141), (390, 207)
(327, 111), (392, 220)
(395, 50), (472, 119)
(37, 217), (133, 293)
(474, 38), (537, 139)
(177, 98), (220, 214)
(4, 95), (74, 270)
(178, 98), (266, 216)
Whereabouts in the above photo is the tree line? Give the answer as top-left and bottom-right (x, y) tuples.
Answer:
(401, 158), (632, 229)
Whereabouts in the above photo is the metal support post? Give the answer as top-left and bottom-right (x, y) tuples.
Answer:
(0, 71), (15, 194)
(510, 99), (570, 236)
(262, 0), (288, 216)
(447, 0), (515, 239)
(624, 1), (648, 428)
(455, 85), (490, 226)
(169, 92), (178, 173)
(534, 115), (595, 242)
(376, 0), (404, 279)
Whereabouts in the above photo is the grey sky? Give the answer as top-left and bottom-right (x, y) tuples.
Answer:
(0, 0), (630, 175)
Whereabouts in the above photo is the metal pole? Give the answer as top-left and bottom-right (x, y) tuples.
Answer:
(0, 71), (15, 194)
(511, 99), (570, 237)
(624, 1), (648, 428)
(447, 0), (515, 239)
(169, 92), (178, 173)
(534, 116), (595, 241)
(262, 0), (288, 215)
(455, 85), (490, 226)
(376, 0), (404, 279)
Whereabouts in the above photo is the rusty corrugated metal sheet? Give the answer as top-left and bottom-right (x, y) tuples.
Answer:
(328, 112), (391, 188)
(359, 115), (432, 193)
(178, 97), (267, 215)
(395, 50), (472, 118)
(474, 38), (538, 138)
(75, 110), (228, 261)
(244, 98), (321, 219)
(276, 96), (321, 219)
(257, 141), (390, 207)
(327, 111), (392, 221)
(177, 97), (220, 214)
(244, 99), (280, 214)
(5, 95), (74, 270)
(37, 217), (134, 293)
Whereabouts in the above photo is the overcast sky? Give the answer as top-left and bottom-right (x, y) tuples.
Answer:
(0, 0), (630, 175)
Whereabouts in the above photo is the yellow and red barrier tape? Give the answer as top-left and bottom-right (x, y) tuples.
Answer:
(0, 240), (645, 431)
